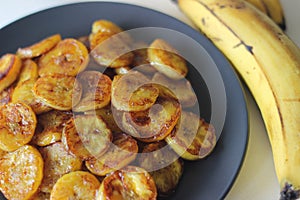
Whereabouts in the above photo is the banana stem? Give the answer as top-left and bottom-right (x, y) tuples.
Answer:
(280, 183), (300, 200)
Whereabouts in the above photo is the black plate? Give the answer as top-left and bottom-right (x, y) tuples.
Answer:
(0, 2), (248, 200)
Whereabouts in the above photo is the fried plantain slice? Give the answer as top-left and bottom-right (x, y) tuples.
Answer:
(0, 102), (37, 151)
(33, 75), (82, 111)
(91, 19), (132, 44)
(50, 171), (100, 200)
(85, 106), (122, 133)
(32, 110), (73, 146)
(152, 72), (197, 108)
(62, 114), (112, 160)
(39, 142), (82, 193)
(90, 32), (134, 68)
(165, 111), (216, 160)
(73, 71), (112, 112)
(148, 39), (188, 80)
(17, 34), (61, 59)
(38, 38), (89, 77)
(0, 54), (22, 92)
(111, 71), (159, 112)
(85, 133), (138, 176)
(122, 86), (181, 142)
(0, 145), (44, 200)
(17, 59), (39, 84)
(97, 165), (157, 200)
(138, 141), (184, 197)
(12, 79), (52, 115)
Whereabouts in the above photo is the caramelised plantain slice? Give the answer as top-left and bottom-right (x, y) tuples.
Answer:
(38, 38), (89, 77)
(90, 32), (134, 68)
(165, 111), (217, 160)
(152, 72), (197, 108)
(73, 71), (112, 112)
(17, 34), (61, 59)
(90, 19), (132, 45)
(148, 39), (188, 80)
(138, 141), (184, 197)
(0, 145), (44, 200)
(17, 59), (39, 84)
(0, 54), (22, 92)
(50, 171), (100, 200)
(33, 75), (82, 111)
(32, 110), (73, 147)
(97, 165), (157, 200)
(39, 142), (82, 193)
(62, 114), (112, 160)
(85, 133), (138, 176)
(12, 79), (52, 115)
(0, 102), (37, 151)
(111, 71), (159, 112)
(122, 86), (181, 142)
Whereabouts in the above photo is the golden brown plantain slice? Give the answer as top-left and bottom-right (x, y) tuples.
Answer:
(165, 111), (216, 160)
(17, 34), (61, 59)
(85, 133), (138, 176)
(12, 79), (52, 114)
(0, 54), (22, 92)
(0, 145), (44, 200)
(122, 87), (181, 142)
(85, 106), (122, 133)
(32, 110), (73, 146)
(33, 75), (82, 111)
(0, 102), (37, 151)
(91, 19), (132, 44)
(138, 141), (184, 197)
(90, 32), (134, 68)
(73, 71), (112, 112)
(17, 59), (39, 84)
(50, 171), (100, 200)
(62, 114), (112, 160)
(111, 71), (159, 112)
(148, 39), (188, 80)
(39, 142), (82, 193)
(152, 72), (197, 108)
(97, 165), (157, 200)
(38, 38), (89, 77)
(0, 81), (15, 106)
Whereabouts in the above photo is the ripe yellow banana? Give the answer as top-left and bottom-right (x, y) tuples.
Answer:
(244, 0), (286, 29)
(178, 0), (300, 199)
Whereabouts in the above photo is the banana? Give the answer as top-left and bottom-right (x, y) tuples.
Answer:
(260, 0), (286, 30)
(178, 0), (300, 198)
(244, 0), (286, 30)
(244, 0), (267, 14)
(0, 145), (44, 200)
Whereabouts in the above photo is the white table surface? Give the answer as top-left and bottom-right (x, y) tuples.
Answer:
(0, 0), (299, 199)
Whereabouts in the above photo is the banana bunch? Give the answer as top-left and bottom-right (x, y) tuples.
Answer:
(177, 0), (300, 199)
(244, 0), (285, 29)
